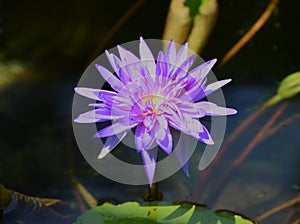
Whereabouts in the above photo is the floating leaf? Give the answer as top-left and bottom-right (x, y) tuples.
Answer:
(75, 201), (256, 224)
(267, 71), (300, 106)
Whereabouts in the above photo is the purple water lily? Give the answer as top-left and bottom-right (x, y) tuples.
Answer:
(74, 37), (237, 185)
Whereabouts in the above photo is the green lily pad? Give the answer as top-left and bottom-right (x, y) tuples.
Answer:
(75, 202), (256, 224)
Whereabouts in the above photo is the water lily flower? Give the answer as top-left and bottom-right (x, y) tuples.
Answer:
(74, 37), (237, 185)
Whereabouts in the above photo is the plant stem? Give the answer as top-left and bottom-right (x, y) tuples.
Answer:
(257, 194), (300, 221)
(145, 183), (162, 202)
(193, 100), (270, 201)
(218, 0), (279, 67)
(209, 102), (288, 207)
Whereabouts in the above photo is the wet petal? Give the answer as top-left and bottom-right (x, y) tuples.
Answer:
(94, 122), (137, 138)
(98, 131), (128, 159)
(140, 148), (158, 186)
(95, 64), (124, 92)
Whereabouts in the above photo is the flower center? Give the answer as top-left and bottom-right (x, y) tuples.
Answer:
(141, 95), (164, 117)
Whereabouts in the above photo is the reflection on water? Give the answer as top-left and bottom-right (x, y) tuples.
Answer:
(0, 79), (299, 223)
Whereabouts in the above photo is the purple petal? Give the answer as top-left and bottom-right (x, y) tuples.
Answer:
(135, 124), (155, 152)
(74, 108), (123, 123)
(175, 42), (188, 67)
(98, 131), (128, 159)
(198, 125), (214, 145)
(75, 87), (113, 101)
(156, 51), (167, 76)
(94, 122), (137, 138)
(139, 37), (156, 78)
(195, 101), (237, 116)
(176, 101), (206, 118)
(95, 64), (124, 92)
(155, 116), (172, 154)
(165, 40), (176, 69)
(106, 51), (131, 84)
(169, 118), (214, 145)
(203, 79), (232, 97)
(171, 55), (194, 80)
(189, 79), (232, 102)
(188, 119), (214, 144)
(105, 50), (120, 76)
(157, 127), (172, 155)
(140, 148), (158, 186)
(189, 58), (217, 80)
(117, 45), (139, 64)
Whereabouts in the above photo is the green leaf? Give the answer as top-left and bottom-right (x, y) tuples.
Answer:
(267, 71), (300, 106)
(184, 0), (212, 17)
(184, 0), (202, 18)
(75, 202), (256, 224)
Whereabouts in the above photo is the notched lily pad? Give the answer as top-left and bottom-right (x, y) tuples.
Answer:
(75, 201), (256, 224)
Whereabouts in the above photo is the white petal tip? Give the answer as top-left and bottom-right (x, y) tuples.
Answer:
(228, 108), (238, 115)
(98, 154), (105, 159)
(98, 152), (107, 159)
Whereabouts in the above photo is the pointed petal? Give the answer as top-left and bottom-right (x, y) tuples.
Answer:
(188, 119), (214, 145)
(169, 117), (214, 145)
(94, 122), (137, 138)
(98, 131), (127, 159)
(74, 108), (123, 123)
(75, 87), (110, 101)
(195, 101), (237, 116)
(140, 148), (158, 186)
(165, 40), (176, 69)
(95, 64), (124, 92)
(155, 116), (172, 154)
(171, 55), (194, 80)
(105, 50), (119, 75)
(203, 79), (232, 97)
(117, 45), (139, 64)
(156, 126), (172, 155)
(198, 125), (214, 145)
(189, 58), (217, 80)
(139, 37), (156, 78)
(176, 42), (188, 67)
(135, 124), (155, 152)
(74, 87), (117, 105)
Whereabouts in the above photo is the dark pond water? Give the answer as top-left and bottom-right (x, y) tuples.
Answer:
(0, 0), (300, 223)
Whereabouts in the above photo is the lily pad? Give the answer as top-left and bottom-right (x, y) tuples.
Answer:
(75, 202), (256, 224)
